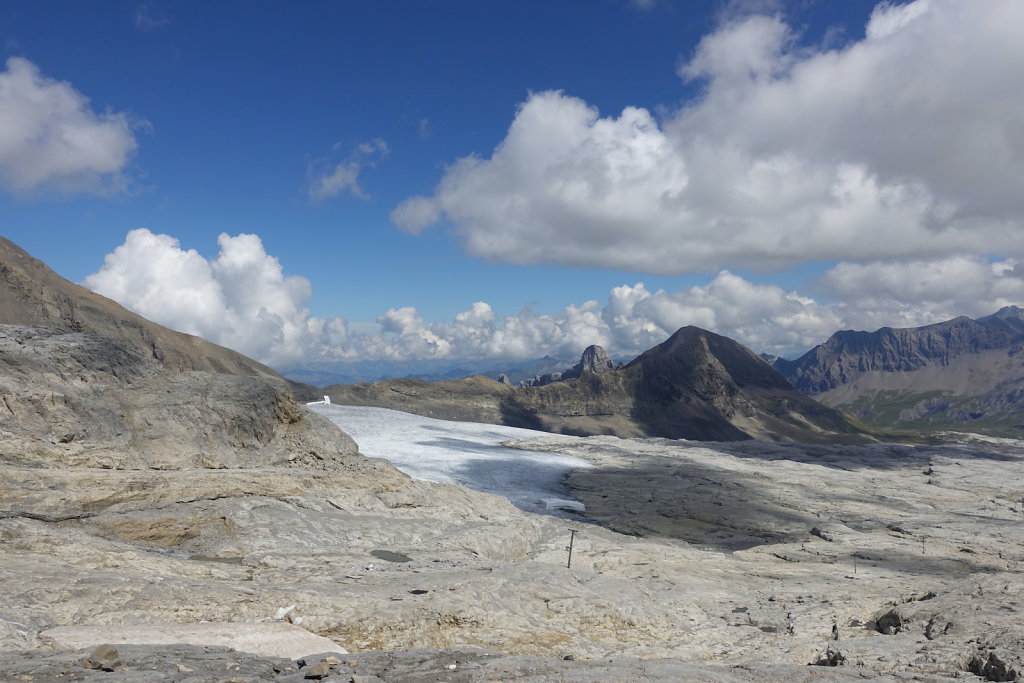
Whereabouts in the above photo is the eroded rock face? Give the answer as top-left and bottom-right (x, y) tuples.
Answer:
(41, 621), (346, 660)
(0, 644), (960, 682)
(772, 307), (1024, 435)
(6, 422), (1024, 679)
(0, 237), (283, 380)
(562, 344), (617, 380)
(0, 325), (356, 470)
(5, 353), (1024, 680)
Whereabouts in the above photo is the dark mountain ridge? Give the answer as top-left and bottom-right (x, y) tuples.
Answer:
(773, 306), (1024, 434)
(776, 309), (1024, 395)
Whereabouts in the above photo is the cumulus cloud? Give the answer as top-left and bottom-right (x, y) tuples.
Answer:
(85, 231), (1024, 370)
(307, 138), (388, 203)
(819, 256), (1024, 330)
(392, 0), (1024, 274)
(83, 229), (351, 369)
(390, 195), (441, 234)
(0, 57), (139, 194)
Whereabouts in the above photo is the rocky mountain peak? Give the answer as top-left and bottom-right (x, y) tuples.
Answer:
(630, 326), (793, 391)
(989, 305), (1024, 319)
(579, 345), (615, 374)
(558, 344), (618, 381)
(581, 348), (610, 374)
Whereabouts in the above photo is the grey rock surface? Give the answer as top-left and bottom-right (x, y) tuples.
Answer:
(0, 325), (357, 471)
(41, 621), (347, 660)
(0, 644), (967, 681)
(0, 236), (284, 381)
(5, 375), (1024, 680)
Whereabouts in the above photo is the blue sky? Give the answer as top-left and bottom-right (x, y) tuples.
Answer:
(3, 0), (1024, 371)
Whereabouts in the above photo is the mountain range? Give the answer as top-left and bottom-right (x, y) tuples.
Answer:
(326, 327), (865, 443)
(773, 306), (1024, 435)
(282, 354), (580, 387)
(12, 231), (1024, 440)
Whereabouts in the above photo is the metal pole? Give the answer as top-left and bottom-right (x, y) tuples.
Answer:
(566, 529), (577, 569)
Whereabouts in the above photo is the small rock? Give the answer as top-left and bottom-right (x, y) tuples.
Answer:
(78, 644), (125, 672)
(274, 604), (296, 620)
(303, 660), (332, 679)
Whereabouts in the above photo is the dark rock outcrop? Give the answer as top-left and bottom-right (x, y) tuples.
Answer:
(561, 345), (618, 380)
(520, 371), (563, 388)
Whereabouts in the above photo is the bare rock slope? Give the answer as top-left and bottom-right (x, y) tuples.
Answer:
(0, 325), (357, 471)
(0, 236), (323, 400)
(774, 307), (1024, 435)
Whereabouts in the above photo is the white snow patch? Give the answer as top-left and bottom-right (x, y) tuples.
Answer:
(310, 404), (591, 516)
(936, 431), (1024, 446)
(543, 498), (586, 514)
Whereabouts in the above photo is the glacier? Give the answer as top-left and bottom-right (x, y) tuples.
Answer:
(310, 404), (591, 516)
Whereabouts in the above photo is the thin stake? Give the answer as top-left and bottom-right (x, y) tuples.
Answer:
(566, 529), (577, 569)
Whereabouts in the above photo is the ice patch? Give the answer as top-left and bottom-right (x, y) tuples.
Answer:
(543, 498), (586, 514)
(310, 404), (590, 516)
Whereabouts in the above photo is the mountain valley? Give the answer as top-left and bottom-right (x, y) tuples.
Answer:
(2, 238), (1024, 681)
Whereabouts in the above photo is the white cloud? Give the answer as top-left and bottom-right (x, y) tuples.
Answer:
(819, 256), (1024, 330)
(85, 231), (1024, 370)
(393, 0), (1024, 274)
(0, 57), (139, 194)
(390, 196), (441, 234)
(307, 138), (388, 203)
(83, 229), (352, 369)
